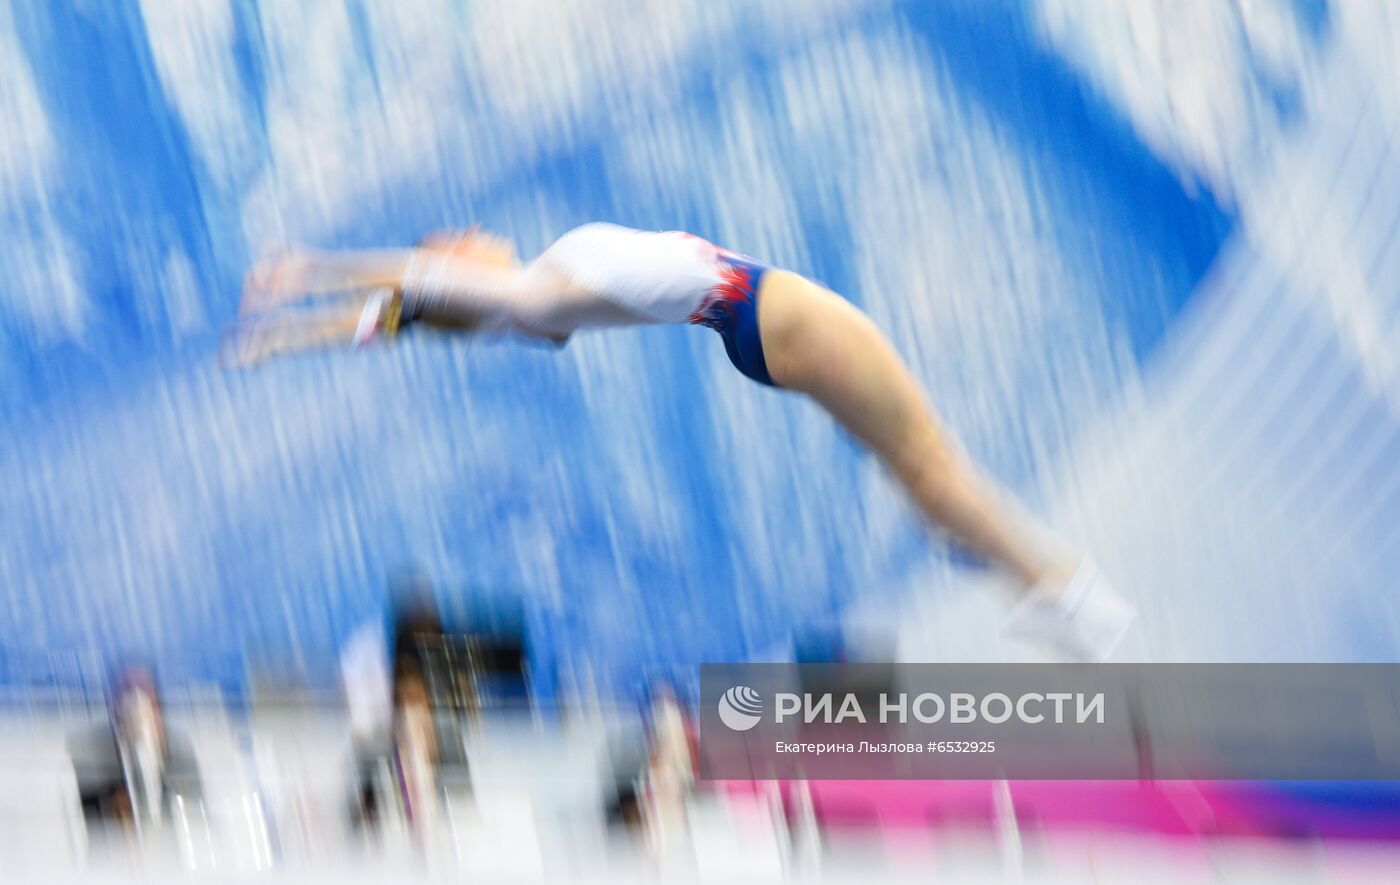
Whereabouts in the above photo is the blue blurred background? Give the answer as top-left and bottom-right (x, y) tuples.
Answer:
(1, 0), (1395, 702)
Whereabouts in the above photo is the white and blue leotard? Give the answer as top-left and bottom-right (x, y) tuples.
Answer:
(539, 223), (774, 385)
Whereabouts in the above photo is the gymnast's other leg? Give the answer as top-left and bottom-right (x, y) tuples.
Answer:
(756, 271), (1061, 591)
(755, 271), (1134, 659)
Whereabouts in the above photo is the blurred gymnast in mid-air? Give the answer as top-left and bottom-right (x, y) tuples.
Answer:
(231, 222), (1136, 661)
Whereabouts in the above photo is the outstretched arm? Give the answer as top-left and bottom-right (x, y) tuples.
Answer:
(242, 246), (644, 340)
(397, 249), (581, 335)
(222, 291), (376, 367)
(241, 249), (416, 313)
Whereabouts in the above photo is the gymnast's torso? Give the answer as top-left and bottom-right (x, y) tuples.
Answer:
(538, 223), (768, 327)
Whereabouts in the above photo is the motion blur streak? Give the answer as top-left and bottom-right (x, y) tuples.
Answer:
(0, 1), (1393, 692)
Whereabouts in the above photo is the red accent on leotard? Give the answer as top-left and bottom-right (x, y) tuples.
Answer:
(689, 248), (759, 330)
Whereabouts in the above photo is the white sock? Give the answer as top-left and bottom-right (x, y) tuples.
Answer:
(1003, 558), (1137, 662)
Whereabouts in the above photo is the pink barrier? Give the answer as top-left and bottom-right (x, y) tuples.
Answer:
(718, 779), (1400, 841)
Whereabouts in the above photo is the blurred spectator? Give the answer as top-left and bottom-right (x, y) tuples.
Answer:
(67, 665), (201, 834)
(391, 660), (440, 826)
(344, 578), (473, 829)
(341, 576), (445, 754)
(641, 683), (697, 852)
(602, 683), (699, 849)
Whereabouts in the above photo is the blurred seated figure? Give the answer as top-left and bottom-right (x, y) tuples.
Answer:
(341, 587), (443, 756)
(641, 684), (698, 852)
(352, 657), (481, 832)
(602, 684), (698, 851)
(68, 665), (202, 834)
(344, 583), (472, 831)
(386, 661), (441, 827)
